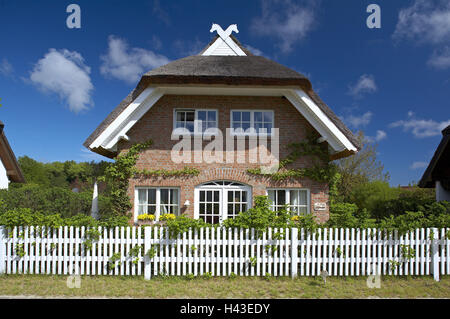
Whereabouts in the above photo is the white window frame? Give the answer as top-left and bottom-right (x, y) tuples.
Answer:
(194, 181), (252, 224)
(230, 110), (274, 137)
(134, 187), (181, 223)
(266, 188), (311, 215)
(173, 108), (219, 136)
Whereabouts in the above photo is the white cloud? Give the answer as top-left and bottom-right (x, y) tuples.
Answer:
(390, 112), (450, 138)
(250, 0), (318, 53)
(0, 58), (13, 76)
(152, 0), (170, 25)
(410, 161), (428, 170)
(428, 46), (450, 69)
(348, 74), (377, 98)
(173, 37), (206, 57)
(100, 35), (170, 84)
(244, 45), (266, 57)
(340, 111), (373, 129)
(29, 49), (93, 113)
(393, 1), (450, 68)
(367, 130), (387, 143)
(393, 0), (450, 45)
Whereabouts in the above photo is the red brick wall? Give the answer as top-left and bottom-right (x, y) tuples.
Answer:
(118, 95), (330, 223)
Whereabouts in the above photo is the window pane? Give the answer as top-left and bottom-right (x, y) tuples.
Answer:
(176, 111), (185, 121)
(263, 123), (272, 134)
(148, 206), (156, 214)
(268, 190), (275, 205)
(175, 121), (184, 128)
(277, 190), (286, 205)
(290, 190), (299, 206)
(160, 189), (168, 204)
(242, 122), (251, 131)
(138, 189), (146, 205)
(185, 122), (194, 132)
(207, 111), (216, 121)
(299, 190), (307, 205)
(200, 191), (205, 202)
(171, 189), (179, 205)
(263, 112), (273, 122)
(186, 111), (195, 121)
(232, 111), (241, 122)
(254, 112), (262, 122)
(137, 205), (145, 214)
(242, 112), (250, 122)
(197, 111), (206, 121)
(145, 189), (155, 205)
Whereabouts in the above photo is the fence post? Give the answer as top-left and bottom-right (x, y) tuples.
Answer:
(291, 228), (298, 278)
(144, 226), (151, 280)
(431, 228), (440, 282)
(0, 226), (5, 275)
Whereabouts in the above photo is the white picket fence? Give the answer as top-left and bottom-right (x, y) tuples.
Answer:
(0, 226), (448, 281)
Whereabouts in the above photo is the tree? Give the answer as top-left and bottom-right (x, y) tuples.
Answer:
(333, 131), (390, 201)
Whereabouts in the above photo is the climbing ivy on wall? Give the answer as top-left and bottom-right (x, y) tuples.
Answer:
(100, 140), (154, 216)
(101, 140), (201, 216)
(247, 135), (337, 184)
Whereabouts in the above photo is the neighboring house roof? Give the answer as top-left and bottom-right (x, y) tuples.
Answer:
(0, 121), (25, 183)
(419, 125), (450, 188)
(84, 28), (361, 159)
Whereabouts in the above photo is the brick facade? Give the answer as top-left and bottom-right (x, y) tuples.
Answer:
(118, 95), (330, 224)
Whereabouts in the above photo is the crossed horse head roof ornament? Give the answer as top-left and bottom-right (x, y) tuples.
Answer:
(205, 23), (246, 56)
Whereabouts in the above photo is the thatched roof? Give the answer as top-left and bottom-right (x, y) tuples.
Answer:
(84, 36), (360, 156)
(419, 125), (450, 188)
(0, 121), (25, 183)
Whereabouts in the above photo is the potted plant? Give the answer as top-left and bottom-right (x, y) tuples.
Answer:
(137, 214), (156, 225)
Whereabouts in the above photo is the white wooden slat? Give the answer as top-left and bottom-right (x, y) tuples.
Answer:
(425, 228), (430, 275)
(170, 228), (175, 276)
(305, 229), (310, 276)
(445, 228), (450, 275)
(228, 228), (232, 276)
(284, 228), (289, 277)
(182, 229), (187, 276)
(239, 228), (243, 276)
(137, 226), (143, 276)
(176, 231), (181, 276)
(52, 228), (57, 275)
(361, 229), (366, 276)
(310, 229), (315, 276)
(267, 228), (272, 276)
(261, 230), (266, 276)
(80, 227), (85, 276)
(119, 227), (125, 276)
(203, 228), (208, 275)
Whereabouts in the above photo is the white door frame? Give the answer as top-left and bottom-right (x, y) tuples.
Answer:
(194, 181), (252, 223)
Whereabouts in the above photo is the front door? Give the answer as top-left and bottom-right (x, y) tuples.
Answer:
(195, 181), (251, 224)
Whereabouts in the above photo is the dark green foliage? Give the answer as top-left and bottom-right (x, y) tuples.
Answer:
(15, 156), (109, 190)
(0, 184), (112, 218)
(100, 140), (153, 216)
(370, 187), (435, 219)
(0, 207), (129, 228)
(223, 196), (293, 232)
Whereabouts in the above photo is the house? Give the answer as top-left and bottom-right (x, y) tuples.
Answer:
(419, 125), (450, 202)
(0, 121), (25, 188)
(84, 24), (360, 225)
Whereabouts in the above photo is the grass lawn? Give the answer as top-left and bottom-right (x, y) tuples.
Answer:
(0, 274), (449, 298)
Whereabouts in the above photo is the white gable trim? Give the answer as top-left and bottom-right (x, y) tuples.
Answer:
(202, 24), (246, 56)
(89, 87), (163, 149)
(90, 86), (357, 155)
(285, 89), (357, 153)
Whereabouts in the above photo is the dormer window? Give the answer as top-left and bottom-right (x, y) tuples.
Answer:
(231, 110), (274, 136)
(174, 109), (218, 134)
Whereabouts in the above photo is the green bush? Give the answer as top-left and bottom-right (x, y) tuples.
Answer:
(370, 188), (435, 220)
(0, 208), (129, 228)
(222, 196), (293, 233)
(0, 184), (112, 218)
(327, 202), (376, 228)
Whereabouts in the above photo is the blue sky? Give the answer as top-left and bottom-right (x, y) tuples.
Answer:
(0, 0), (449, 186)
